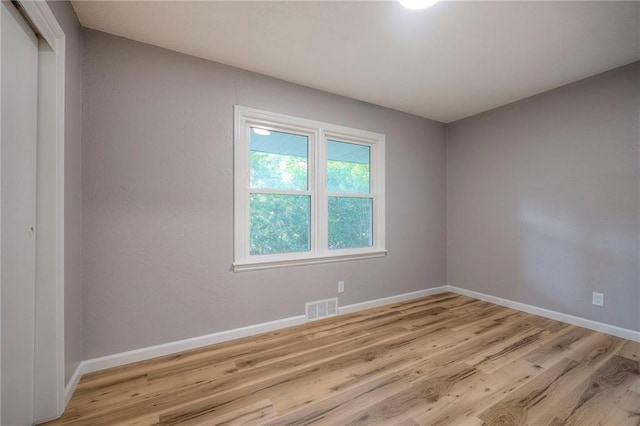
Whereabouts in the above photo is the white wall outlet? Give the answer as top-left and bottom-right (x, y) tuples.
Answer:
(592, 292), (604, 307)
(338, 281), (345, 293)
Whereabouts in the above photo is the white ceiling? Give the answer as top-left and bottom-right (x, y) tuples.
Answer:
(71, 1), (639, 123)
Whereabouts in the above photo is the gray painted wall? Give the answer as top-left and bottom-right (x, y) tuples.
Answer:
(47, 0), (83, 385)
(82, 30), (447, 359)
(447, 62), (640, 331)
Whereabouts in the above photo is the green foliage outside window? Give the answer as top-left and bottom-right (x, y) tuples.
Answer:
(249, 151), (372, 255)
(250, 193), (310, 255)
(250, 151), (307, 191)
(328, 197), (373, 249)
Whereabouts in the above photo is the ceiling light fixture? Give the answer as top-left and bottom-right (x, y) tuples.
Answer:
(252, 128), (271, 136)
(399, 0), (440, 10)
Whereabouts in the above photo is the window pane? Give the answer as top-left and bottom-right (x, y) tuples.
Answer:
(250, 128), (308, 191)
(328, 197), (373, 249)
(327, 140), (370, 194)
(250, 194), (310, 255)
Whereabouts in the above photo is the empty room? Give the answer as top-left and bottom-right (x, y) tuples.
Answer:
(1, 0), (639, 425)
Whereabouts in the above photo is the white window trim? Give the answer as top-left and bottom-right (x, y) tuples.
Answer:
(233, 106), (386, 272)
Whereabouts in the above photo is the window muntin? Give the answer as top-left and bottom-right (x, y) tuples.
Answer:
(234, 106), (385, 271)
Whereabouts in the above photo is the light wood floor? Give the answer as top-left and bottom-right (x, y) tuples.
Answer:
(44, 293), (640, 425)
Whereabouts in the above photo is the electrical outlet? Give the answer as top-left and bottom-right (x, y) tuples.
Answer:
(338, 281), (345, 293)
(592, 292), (604, 307)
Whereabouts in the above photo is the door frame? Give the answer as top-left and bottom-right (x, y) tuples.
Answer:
(3, 1), (66, 422)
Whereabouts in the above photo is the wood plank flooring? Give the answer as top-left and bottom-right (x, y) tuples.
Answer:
(43, 293), (640, 425)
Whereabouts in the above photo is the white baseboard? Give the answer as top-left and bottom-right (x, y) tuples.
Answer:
(81, 314), (308, 375)
(64, 363), (83, 406)
(64, 283), (639, 412)
(63, 313), (308, 412)
(446, 285), (640, 343)
(74, 286), (448, 379)
(339, 286), (448, 315)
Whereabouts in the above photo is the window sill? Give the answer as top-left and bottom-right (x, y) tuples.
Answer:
(233, 250), (388, 272)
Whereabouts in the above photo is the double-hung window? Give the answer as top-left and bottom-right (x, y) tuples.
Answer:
(233, 106), (386, 271)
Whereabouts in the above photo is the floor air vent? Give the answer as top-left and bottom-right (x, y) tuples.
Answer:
(306, 298), (338, 321)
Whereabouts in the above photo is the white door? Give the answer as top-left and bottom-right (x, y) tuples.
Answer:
(1, 1), (39, 425)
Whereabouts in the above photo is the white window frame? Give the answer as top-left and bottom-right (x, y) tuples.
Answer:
(233, 106), (386, 271)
